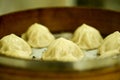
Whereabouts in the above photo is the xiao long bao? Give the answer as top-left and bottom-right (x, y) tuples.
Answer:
(99, 31), (120, 58)
(42, 38), (84, 62)
(72, 24), (103, 50)
(22, 23), (55, 48)
(0, 34), (32, 59)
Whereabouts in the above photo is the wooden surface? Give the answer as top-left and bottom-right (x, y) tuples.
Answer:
(0, 65), (120, 80)
(0, 7), (120, 38)
(0, 7), (120, 80)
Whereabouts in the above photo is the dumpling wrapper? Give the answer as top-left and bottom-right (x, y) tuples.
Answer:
(42, 38), (84, 62)
(0, 34), (32, 59)
(72, 24), (103, 50)
(22, 23), (55, 48)
(99, 31), (120, 58)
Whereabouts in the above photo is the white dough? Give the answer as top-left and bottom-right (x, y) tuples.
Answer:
(72, 24), (103, 50)
(22, 23), (55, 48)
(0, 34), (32, 59)
(99, 31), (120, 58)
(42, 38), (84, 62)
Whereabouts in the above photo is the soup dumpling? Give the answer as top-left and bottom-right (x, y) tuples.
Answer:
(72, 24), (103, 50)
(22, 23), (55, 48)
(0, 34), (32, 59)
(99, 31), (120, 58)
(42, 38), (84, 62)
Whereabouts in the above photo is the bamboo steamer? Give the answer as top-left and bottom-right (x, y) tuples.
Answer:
(0, 7), (120, 80)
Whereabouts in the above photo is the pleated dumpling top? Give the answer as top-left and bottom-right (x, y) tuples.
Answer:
(0, 34), (32, 59)
(42, 38), (84, 62)
(22, 23), (55, 48)
(99, 31), (120, 58)
(72, 24), (103, 50)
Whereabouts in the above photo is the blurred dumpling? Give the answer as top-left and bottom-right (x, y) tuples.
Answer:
(42, 38), (84, 62)
(0, 34), (32, 59)
(72, 24), (103, 50)
(98, 31), (120, 58)
(22, 23), (55, 48)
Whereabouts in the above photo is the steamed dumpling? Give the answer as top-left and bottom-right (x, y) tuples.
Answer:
(22, 23), (55, 48)
(72, 24), (103, 50)
(42, 38), (84, 62)
(99, 31), (120, 58)
(0, 34), (32, 59)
